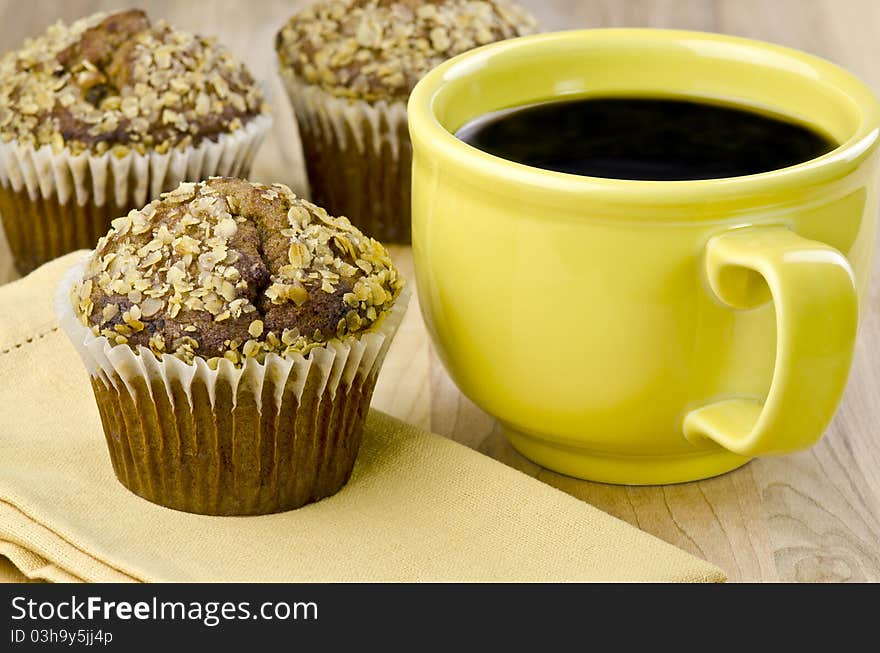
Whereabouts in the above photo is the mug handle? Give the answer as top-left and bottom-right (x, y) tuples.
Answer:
(683, 225), (858, 456)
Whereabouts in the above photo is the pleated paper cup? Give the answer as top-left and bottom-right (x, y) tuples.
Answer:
(0, 114), (271, 276)
(55, 255), (409, 516)
(280, 68), (411, 243)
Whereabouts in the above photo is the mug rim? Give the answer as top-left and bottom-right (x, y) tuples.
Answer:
(408, 28), (880, 210)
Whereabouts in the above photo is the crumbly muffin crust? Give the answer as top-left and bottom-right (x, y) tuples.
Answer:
(0, 10), (266, 155)
(275, 0), (538, 102)
(72, 177), (403, 365)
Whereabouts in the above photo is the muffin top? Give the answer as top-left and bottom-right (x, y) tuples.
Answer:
(0, 10), (266, 156)
(275, 0), (538, 102)
(72, 177), (403, 365)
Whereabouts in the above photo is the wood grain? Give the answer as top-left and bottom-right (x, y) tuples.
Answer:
(1, 0), (878, 582)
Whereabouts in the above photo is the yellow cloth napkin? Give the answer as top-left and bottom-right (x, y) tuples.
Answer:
(0, 253), (725, 583)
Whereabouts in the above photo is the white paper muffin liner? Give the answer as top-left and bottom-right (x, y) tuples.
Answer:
(0, 114), (272, 206)
(280, 68), (411, 242)
(0, 114), (272, 274)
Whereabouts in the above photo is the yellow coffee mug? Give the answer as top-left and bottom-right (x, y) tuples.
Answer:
(408, 29), (880, 484)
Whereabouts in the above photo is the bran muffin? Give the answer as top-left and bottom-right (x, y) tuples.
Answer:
(276, 0), (537, 242)
(57, 177), (407, 515)
(0, 10), (270, 274)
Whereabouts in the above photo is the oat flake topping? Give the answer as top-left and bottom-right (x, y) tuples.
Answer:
(0, 10), (266, 155)
(73, 177), (403, 365)
(275, 0), (538, 102)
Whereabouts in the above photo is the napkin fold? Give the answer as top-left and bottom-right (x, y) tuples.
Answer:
(0, 253), (725, 583)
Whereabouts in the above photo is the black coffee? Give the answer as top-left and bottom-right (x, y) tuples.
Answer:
(454, 97), (836, 181)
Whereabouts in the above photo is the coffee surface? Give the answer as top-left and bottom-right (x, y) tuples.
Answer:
(454, 97), (836, 180)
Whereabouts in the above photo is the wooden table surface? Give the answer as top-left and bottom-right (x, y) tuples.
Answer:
(1, 0), (879, 583)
